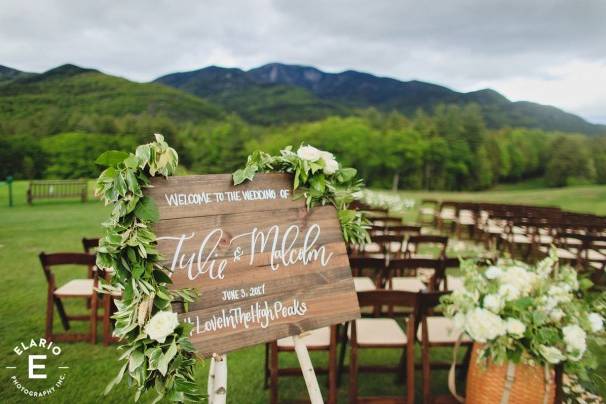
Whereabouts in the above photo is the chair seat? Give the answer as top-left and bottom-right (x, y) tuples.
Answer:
(354, 277), (377, 292)
(458, 216), (475, 226)
(539, 246), (577, 260)
(502, 234), (531, 244)
(417, 317), (470, 344)
(536, 234), (553, 244)
(391, 277), (425, 292)
(420, 207), (435, 216)
(440, 275), (465, 292)
(364, 243), (381, 253)
(349, 319), (407, 346)
(585, 249), (606, 261)
(54, 279), (94, 297)
(277, 327), (330, 348)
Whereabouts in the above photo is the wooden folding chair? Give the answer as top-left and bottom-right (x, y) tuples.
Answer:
(347, 290), (419, 404)
(417, 291), (472, 404)
(265, 325), (338, 404)
(39, 252), (99, 343)
(404, 235), (448, 259)
(349, 256), (386, 293)
(363, 234), (406, 261)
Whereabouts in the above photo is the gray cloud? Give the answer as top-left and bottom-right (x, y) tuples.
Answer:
(1, 0), (605, 122)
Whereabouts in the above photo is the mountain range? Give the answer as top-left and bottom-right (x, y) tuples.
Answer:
(1, 62), (604, 135)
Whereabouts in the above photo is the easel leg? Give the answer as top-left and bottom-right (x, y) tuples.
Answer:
(207, 357), (216, 404)
(292, 335), (324, 404)
(211, 353), (227, 404)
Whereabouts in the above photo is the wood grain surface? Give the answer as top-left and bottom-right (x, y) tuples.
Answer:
(147, 174), (360, 356)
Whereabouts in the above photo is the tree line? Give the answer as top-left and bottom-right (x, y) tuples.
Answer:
(1, 104), (605, 189)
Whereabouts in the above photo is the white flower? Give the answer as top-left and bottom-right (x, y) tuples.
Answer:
(588, 313), (604, 333)
(499, 265), (537, 296)
(484, 265), (502, 280)
(145, 311), (179, 343)
(539, 345), (566, 364)
(498, 284), (520, 301)
(297, 145), (321, 162)
(483, 294), (504, 313)
(536, 257), (555, 278)
(464, 308), (506, 343)
(505, 318), (526, 338)
(549, 308), (565, 323)
(563, 324), (587, 360)
(453, 312), (466, 330)
(322, 156), (339, 175)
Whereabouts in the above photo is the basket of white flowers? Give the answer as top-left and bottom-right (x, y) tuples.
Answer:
(441, 250), (605, 404)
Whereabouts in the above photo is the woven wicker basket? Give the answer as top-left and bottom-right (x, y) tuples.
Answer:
(465, 344), (556, 404)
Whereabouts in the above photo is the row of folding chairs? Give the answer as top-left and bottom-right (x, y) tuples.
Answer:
(266, 288), (471, 404)
(265, 256), (468, 403)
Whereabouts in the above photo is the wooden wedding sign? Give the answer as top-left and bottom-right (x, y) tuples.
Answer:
(146, 173), (360, 356)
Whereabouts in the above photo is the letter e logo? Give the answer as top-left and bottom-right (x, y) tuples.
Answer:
(28, 354), (47, 379)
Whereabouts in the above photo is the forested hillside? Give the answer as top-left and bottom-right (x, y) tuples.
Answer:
(1, 63), (605, 190)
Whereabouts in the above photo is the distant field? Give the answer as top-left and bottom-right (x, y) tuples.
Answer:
(0, 180), (604, 403)
(397, 184), (606, 215)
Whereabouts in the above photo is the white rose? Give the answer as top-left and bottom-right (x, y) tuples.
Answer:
(145, 311), (179, 343)
(498, 284), (520, 301)
(483, 294), (504, 313)
(563, 324), (587, 359)
(549, 308), (565, 323)
(539, 345), (566, 364)
(323, 158), (339, 175)
(297, 145), (321, 162)
(588, 313), (604, 333)
(505, 318), (526, 338)
(484, 265), (502, 280)
(464, 308), (506, 343)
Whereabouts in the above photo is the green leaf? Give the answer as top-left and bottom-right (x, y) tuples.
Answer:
(104, 362), (127, 395)
(232, 164), (257, 185)
(134, 197), (160, 222)
(128, 350), (145, 373)
(157, 341), (178, 376)
(96, 150), (129, 167)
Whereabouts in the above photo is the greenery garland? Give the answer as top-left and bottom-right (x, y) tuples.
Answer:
(232, 144), (370, 245)
(95, 134), (201, 403)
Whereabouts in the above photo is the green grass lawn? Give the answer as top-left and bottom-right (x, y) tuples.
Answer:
(0, 181), (604, 403)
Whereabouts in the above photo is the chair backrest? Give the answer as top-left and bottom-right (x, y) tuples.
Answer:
(369, 234), (405, 257)
(356, 289), (419, 311)
(405, 235), (448, 258)
(349, 256), (386, 277)
(82, 237), (100, 253)
(387, 258), (443, 288)
(39, 252), (97, 283)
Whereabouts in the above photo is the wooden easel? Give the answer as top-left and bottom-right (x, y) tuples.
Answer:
(206, 334), (324, 403)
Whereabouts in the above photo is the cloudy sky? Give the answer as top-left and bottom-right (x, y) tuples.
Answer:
(2, 0), (606, 123)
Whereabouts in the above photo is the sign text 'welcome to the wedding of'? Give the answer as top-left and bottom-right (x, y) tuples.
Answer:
(146, 174), (360, 356)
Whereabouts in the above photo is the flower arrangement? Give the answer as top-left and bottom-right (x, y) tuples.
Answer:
(359, 189), (415, 213)
(232, 144), (370, 245)
(95, 134), (201, 402)
(441, 250), (605, 398)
